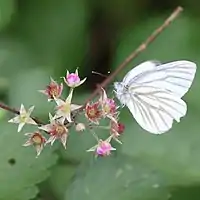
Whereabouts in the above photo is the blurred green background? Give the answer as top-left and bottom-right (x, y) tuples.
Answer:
(0, 0), (200, 200)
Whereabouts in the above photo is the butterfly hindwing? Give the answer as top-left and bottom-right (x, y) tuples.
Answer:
(126, 85), (187, 134)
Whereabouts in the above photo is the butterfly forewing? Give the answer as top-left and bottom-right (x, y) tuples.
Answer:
(124, 60), (196, 97)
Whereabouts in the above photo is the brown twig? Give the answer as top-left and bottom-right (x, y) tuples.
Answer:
(0, 102), (44, 125)
(0, 103), (19, 115)
(83, 6), (183, 106)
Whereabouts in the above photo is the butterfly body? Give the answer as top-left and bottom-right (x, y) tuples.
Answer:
(114, 60), (196, 134)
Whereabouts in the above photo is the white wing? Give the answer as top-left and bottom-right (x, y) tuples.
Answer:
(126, 85), (187, 134)
(123, 60), (196, 97)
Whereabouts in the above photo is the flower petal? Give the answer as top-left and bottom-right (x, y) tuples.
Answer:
(38, 89), (48, 95)
(48, 113), (54, 122)
(20, 104), (26, 114)
(77, 77), (87, 87)
(46, 135), (56, 146)
(65, 112), (72, 123)
(75, 69), (79, 76)
(55, 98), (65, 106)
(87, 145), (98, 152)
(23, 140), (32, 146)
(35, 144), (44, 157)
(24, 132), (34, 136)
(60, 133), (67, 149)
(8, 116), (20, 124)
(38, 124), (52, 132)
(18, 122), (25, 132)
(28, 106), (35, 115)
(65, 89), (73, 103)
(26, 117), (37, 125)
(71, 104), (82, 111)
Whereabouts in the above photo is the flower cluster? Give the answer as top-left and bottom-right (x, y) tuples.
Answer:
(8, 69), (124, 157)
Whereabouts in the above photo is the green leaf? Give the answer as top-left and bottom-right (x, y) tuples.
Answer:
(170, 185), (200, 200)
(8, 68), (54, 118)
(120, 110), (200, 186)
(15, 0), (89, 76)
(65, 155), (170, 200)
(49, 164), (76, 199)
(0, 122), (58, 200)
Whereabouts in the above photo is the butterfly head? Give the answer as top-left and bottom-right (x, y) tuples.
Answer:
(114, 82), (129, 105)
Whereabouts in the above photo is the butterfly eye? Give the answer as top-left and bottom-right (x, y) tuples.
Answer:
(124, 85), (129, 90)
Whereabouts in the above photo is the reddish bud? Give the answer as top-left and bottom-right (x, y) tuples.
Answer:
(117, 123), (125, 134)
(39, 78), (63, 101)
(39, 115), (69, 148)
(85, 102), (102, 124)
(23, 132), (46, 157)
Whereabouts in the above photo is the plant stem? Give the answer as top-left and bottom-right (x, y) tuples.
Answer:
(0, 102), (44, 125)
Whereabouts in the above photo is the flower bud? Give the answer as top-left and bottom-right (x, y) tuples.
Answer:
(85, 102), (102, 124)
(75, 123), (86, 132)
(39, 78), (63, 101)
(64, 69), (86, 88)
(117, 123), (125, 134)
(96, 140), (115, 156)
(23, 132), (46, 157)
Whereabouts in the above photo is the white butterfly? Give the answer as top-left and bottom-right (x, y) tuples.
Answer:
(114, 60), (196, 134)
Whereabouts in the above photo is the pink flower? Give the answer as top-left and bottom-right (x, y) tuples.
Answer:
(67, 73), (80, 85)
(99, 88), (117, 120)
(110, 120), (125, 136)
(64, 69), (86, 88)
(103, 98), (116, 114)
(39, 114), (69, 148)
(87, 136), (116, 157)
(23, 132), (46, 157)
(39, 77), (63, 101)
(96, 141), (114, 156)
(110, 119), (125, 144)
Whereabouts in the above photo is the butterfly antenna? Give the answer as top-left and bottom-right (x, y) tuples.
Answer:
(92, 71), (110, 78)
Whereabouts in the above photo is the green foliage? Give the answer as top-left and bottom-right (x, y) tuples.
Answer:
(14, 0), (89, 76)
(49, 164), (76, 199)
(120, 111), (200, 185)
(65, 155), (170, 200)
(0, 122), (58, 200)
(8, 68), (54, 117)
(0, 0), (15, 30)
